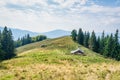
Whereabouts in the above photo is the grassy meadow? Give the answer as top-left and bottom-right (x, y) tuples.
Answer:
(0, 36), (120, 80)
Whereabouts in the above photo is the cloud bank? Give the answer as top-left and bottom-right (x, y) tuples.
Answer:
(0, 0), (120, 32)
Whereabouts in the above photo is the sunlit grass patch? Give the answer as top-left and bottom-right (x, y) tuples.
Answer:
(0, 36), (120, 80)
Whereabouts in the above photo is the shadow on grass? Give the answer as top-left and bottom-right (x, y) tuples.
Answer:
(0, 64), (8, 70)
(14, 55), (24, 59)
(0, 55), (24, 70)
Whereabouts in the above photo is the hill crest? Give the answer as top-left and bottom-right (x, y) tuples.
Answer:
(0, 36), (120, 80)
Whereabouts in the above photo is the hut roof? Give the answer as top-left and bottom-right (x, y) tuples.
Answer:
(71, 48), (84, 54)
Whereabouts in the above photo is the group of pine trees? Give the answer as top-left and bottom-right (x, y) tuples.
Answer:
(0, 26), (47, 60)
(0, 26), (15, 60)
(71, 28), (120, 60)
(15, 34), (47, 47)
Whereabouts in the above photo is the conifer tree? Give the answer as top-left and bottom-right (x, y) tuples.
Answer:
(84, 32), (87, 47)
(112, 29), (119, 60)
(89, 31), (97, 51)
(1, 26), (9, 54)
(21, 36), (27, 45)
(7, 29), (15, 57)
(0, 30), (5, 60)
(26, 34), (31, 44)
(14, 38), (22, 47)
(84, 32), (90, 47)
(100, 31), (105, 54)
(118, 43), (120, 60)
(1, 26), (15, 59)
(77, 28), (84, 45)
(96, 36), (100, 53)
(104, 34), (113, 57)
(71, 29), (77, 41)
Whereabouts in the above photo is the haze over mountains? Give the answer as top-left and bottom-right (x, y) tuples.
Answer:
(0, 27), (71, 40)
(0, 26), (120, 41)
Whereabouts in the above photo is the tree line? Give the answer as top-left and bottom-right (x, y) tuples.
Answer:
(14, 34), (47, 48)
(71, 28), (120, 60)
(0, 26), (47, 60)
(0, 26), (15, 60)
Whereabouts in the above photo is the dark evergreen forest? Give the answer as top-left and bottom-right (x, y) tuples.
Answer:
(71, 28), (120, 60)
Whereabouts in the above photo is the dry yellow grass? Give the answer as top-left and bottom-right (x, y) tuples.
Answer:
(0, 36), (120, 80)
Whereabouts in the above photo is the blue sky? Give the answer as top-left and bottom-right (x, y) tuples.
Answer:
(0, 0), (120, 33)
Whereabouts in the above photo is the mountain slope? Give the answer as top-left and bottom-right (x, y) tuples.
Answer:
(0, 27), (39, 40)
(0, 27), (71, 40)
(0, 36), (120, 80)
(41, 30), (71, 38)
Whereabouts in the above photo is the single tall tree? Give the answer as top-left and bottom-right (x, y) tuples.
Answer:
(112, 29), (119, 60)
(26, 34), (32, 44)
(0, 30), (5, 60)
(96, 36), (100, 53)
(1, 26), (9, 54)
(7, 29), (15, 57)
(84, 32), (90, 48)
(77, 28), (84, 45)
(71, 29), (77, 41)
(100, 31), (105, 54)
(104, 34), (114, 57)
(89, 31), (97, 51)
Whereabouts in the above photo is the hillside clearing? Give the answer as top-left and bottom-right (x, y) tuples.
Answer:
(0, 36), (120, 80)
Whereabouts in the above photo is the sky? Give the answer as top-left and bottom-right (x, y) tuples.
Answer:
(0, 0), (120, 33)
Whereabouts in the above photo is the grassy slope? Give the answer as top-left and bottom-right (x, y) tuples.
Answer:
(0, 36), (120, 80)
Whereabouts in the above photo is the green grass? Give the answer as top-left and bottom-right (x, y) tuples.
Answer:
(0, 36), (120, 80)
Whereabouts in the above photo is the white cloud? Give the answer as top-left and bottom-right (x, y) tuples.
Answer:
(0, 0), (119, 33)
(80, 0), (88, 5)
(79, 4), (120, 14)
(53, 0), (65, 4)
(0, 1), (6, 7)
(11, 0), (47, 6)
(53, 0), (88, 8)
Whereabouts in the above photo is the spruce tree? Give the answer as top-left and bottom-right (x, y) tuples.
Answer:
(71, 29), (77, 41)
(21, 36), (27, 45)
(104, 34), (114, 57)
(0, 30), (5, 60)
(118, 43), (120, 60)
(1, 26), (15, 59)
(8, 29), (15, 57)
(89, 31), (97, 51)
(84, 32), (87, 47)
(77, 28), (84, 45)
(14, 38), (22, 47)
(96, 36), (100, 53)
(100, 31), (105, 54)
(26, 34), (31, 44)
(84, 32), (90, 48)
(112, 29), (119, 60)
(1, 26), (9, 54)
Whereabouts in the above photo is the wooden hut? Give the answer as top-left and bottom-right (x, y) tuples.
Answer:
(71, 48), (84, 55)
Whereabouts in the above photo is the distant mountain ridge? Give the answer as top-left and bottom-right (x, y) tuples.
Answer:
(41, 30), (71, 38)
(0, 27), (39, 40)
(0, 27), (71, 40)
(0, 26), (119, 41)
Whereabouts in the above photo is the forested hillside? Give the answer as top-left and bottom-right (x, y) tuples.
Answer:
(0, 26), (47, 60)
(71, 28), (120, 60)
